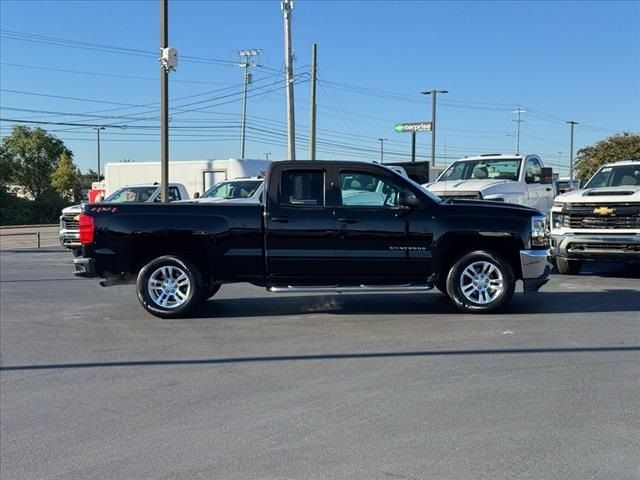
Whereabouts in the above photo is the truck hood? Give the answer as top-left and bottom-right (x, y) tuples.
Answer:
(61, 204), (83, 215)
(440, 198), (540, 215)
(426, 179), (512, 193)
(556, 186), (640, 203)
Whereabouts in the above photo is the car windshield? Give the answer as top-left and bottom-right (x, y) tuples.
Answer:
(438, 158), (521, 182)
(104, 186), (158, 203)
(584, 164), (640, 188)
(202, 180), (263, 199)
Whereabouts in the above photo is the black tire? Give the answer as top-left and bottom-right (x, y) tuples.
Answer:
(556, 257), (582, 275)
(136, 255), (203, 318)
(445, 250), (515, 313)
(205, 283), (221, 300)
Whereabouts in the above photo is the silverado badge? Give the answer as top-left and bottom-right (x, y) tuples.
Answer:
(593, 207), (615, 215)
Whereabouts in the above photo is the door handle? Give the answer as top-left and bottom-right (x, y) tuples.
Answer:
(271, 217), (292, 223)
(337, 217), (360, 224)
(545, 187), (552, 191)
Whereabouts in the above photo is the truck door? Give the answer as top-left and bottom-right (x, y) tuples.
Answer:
(525, 157), (553, 212)
(265, 167), (338, 282)
(332, 168), (433, 282)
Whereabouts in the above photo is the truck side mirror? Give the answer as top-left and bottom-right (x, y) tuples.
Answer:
(193, 192), (200, 199)
(398, 191), (420, 208)
(540, 168), (553, 185)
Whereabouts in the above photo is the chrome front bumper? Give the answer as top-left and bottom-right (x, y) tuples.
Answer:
(520, 249), (552, 293)
(550, 233), (640, 261)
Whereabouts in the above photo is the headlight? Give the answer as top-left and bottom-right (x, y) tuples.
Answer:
(530, 215), (548, 248)
(552, 201), (565, 210)
(552, 214), (565, 229)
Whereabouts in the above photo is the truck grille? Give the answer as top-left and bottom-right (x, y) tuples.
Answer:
(563, 203), (640, 230)
(61, 217), (79, 230)
(438, 191), (482, 200)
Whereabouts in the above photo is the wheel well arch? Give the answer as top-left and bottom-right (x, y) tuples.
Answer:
(434, 232), (524, 281)
(132, 235), (212, 279)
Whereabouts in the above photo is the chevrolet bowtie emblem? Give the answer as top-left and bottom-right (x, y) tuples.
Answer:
(593, 207), (615, 215)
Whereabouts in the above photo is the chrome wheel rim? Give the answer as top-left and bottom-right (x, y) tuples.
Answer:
(459, 261), (504, 305)
(148, 265), (191, 309)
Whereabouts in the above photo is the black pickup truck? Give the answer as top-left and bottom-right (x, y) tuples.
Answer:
(73, 160), (551, 318)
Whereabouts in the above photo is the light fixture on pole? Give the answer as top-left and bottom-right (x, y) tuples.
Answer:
(378, 138), (387, 164)
(94, 126), (105, 181)
(420, 89), (448, 167)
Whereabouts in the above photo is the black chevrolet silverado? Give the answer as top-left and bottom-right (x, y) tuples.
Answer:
(73, 161), (551, 318)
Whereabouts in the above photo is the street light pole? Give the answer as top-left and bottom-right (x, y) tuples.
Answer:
(94, 126), (105, 181)
(264, 152), (271, 161)
(378, 138), (387, 164)
(421, 89), (448, 167)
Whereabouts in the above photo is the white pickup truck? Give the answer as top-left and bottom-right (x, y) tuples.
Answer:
(424, 153), (555, 213)
(550, 159), (640, 274)
(59, 182), (190, 250)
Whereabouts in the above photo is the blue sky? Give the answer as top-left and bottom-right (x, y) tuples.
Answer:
(1, 0), (638, 175)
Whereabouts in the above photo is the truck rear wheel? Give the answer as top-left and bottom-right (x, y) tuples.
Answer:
(446, 250), (515, 313)
(556, 257), (582, 275)
(136, 256), (203, 318)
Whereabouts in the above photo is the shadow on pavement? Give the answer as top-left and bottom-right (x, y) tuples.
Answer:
(2, 345), (638, 372)
(189, 289), (640, 319)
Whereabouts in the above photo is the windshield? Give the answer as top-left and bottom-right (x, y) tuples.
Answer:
(104, 186), (158, 203)
(438, 158), (521, 182)
(584, 164), (640, 188)
(202, 180), (263, 199)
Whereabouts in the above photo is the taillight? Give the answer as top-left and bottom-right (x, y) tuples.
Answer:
(78, 214), (94, 245)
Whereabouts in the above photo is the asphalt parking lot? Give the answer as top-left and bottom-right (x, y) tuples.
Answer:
(1, 247), (639, 480)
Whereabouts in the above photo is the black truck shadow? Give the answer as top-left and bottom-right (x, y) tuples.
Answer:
(191, 288), (640, 319)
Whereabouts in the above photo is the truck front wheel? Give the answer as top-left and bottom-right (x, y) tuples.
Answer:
(136, 256), (203, 318)
(445, 250), (515, 313)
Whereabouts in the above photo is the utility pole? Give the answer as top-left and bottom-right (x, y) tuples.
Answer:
(237, 49), (260, 159)
(309, 43), (317, 160)
(411, 132), (416, 162)
(94, 126), (105, 181)
(421, 89), (448, 167)
(567, 121), (578, 182)
(281, 0), (296, 160)
(512, 107), (526, 155)
(265, 152), (271, 161)
(378, 138), (387, 163)
(159, 0), (177, 203)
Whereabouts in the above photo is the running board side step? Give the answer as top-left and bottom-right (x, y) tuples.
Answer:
(267, 284), (433, 293)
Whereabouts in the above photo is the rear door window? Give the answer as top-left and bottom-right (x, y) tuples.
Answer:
(279, 170), (325, 206)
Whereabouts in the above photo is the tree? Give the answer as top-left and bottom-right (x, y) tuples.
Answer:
(574, 133), (640, 181)
(0, 143), (16, 190)
(51, 151), (82, 201)
(0, 125), (73, 200)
